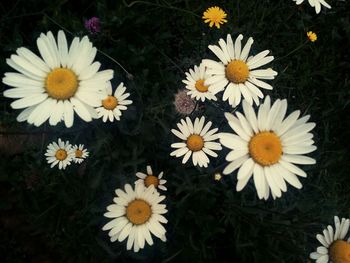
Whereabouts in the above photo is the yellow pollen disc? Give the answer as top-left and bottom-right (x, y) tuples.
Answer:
(55, 149), (68, 161)
(102, 96), (118, 110)
(126, 199), (152, 225)
(329, 240), (350, 263)
(225, 60), (249, 84)
(75, 149), (83, 158)
(195, 79), (209, 93)
(144, 175), (159, 187)
(248, 132), (282, 166)
(45, 68), (78, 100)
(187, 134), (204, 152)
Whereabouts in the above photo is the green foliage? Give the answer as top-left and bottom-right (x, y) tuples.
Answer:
(0, 0), (349, 262)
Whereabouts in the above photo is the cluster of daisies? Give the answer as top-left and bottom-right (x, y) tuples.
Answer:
(0, 0), (340, 260)
(45, 138), (89, 170)
(171, 33), (316, 201)
(102, 165), (167, 252)
(2, 30), (133, 128)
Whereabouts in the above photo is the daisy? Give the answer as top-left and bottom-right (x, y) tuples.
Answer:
(96, 82), (132, 122)
(102, 183), (168, 252)
(219, 96), (316, 200)
(182, 63), (217, 102)
(2, 30), (113, 128)
(293, 0), (331, 14)
(72, 144), (89, 164)
(45, 138), (74, 170)
(202, 34), (277, 107)
(135, 165), (167, 191)
(202, 6), (228, 29)
(170, 116), (222, 168)
(310, 216), (350, 263)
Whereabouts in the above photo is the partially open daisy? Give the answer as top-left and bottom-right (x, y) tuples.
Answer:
(170, 116), (222, 168)
(307, 31), (317, 42)
(219, 96), (316, 200)
(310, 216), (350, 263)
(293, 0), (331, 14)
(2, 30), (113, 128)
(202, 34), (277, 108)
(202, 6), (228, 29)
(102, 183), (168, 252)
(45, 138), (74, 170)
(96, 82), (132, 122)
(72, 144), (89, 164)
(136, 165), (167, 191)
(182, 63), (217, 102)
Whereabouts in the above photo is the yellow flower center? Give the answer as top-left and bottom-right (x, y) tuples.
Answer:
(187, 134), (204, 152)
(55, 149), (68, 161)
(195, 79), (209, 93)
(329, 240), (350, 263)
(248, 132), (282, 166)
(144, 175), (159, 187)
(307, 31), (317, 42)
(126, 199), (152, 225)
(102, 96), (118, 110)
(225, 60), (249, 84)
(75, 149), (83, 158)
(45, 68), (78, 100)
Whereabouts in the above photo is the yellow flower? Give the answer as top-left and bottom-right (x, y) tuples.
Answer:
(202, 6), (227, 29)
(214, 173), (222, 181)
(307, 31), (317, 42)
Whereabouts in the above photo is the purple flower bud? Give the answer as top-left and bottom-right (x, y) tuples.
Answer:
(84, 17), (101, 34)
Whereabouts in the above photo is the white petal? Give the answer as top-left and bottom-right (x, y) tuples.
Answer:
(10, 93), (48, 109)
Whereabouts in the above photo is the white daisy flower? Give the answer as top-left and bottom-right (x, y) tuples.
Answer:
(202, 34), (277, 107)
(102, 183), (168, 253)
(293, 0), (331, 14)
(96, 82), (133, 122)
(135, 165), (167, 191)
(219, 96), (316, 200)
(72, 144), (89, 164)
(310, 216), (350, 263)
(170, 116), (222, 168)
(45, 138), (74, 170)
(2, 30), (113, 128)
(182, 63), (217, 102)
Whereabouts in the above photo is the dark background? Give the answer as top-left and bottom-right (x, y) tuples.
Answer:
(0, 0), (349, 262)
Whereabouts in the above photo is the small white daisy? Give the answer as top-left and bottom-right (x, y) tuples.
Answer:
(102, 183), (168, 253)
(45, 138), (74, 170)
(96, 82), (133, 122)
(219, 96), (316, 200)
(136, 165), (167, 191)
(170, 116), (222, 168)
(202, 34), (277, 107)
(310, 216), (350, 263)
(2, 30), (113, 128)
(72, 144), (89, 164)
(182, 63), (217, 102)
(293, 0), (331, 14)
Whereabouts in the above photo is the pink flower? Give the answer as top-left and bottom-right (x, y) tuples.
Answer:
(174, 89), (196, 115)
(84, 17), (101, 34)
